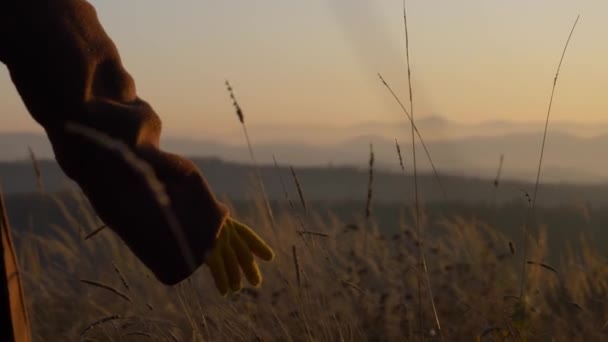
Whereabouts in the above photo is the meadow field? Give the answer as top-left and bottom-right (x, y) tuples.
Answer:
(4, 183), (608, 341)
(1, 3), (601, 341)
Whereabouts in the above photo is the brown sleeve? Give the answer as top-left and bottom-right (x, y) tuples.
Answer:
(1, 0), (229, 285)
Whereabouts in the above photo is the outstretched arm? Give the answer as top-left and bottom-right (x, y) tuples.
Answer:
(1, 0), (230, 285)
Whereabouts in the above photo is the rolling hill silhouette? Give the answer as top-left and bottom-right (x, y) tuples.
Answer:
(2, 122), (608, 183)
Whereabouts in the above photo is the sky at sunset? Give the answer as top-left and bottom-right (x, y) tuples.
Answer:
(0, 0), (606, 144)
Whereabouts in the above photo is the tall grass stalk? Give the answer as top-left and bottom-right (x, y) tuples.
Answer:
(273, 155), (295, 210)
(519, 14), (580, 299)
(80, 279), (132, 303)
(273, 157), (313, 249)
(84, 224), (107, 241)
(492, 154), (505, 228)
(402, 3), (443, 340)
(292, 245), (301, 288)
(395, 138), (405, 171)
(377, 74), (446, 201)
(365, 143), (374, 221)
(289, 166), (307, 215)
(112, 261), (130, 291)
(177, 283), (203, 342)
(225, 81), (276, 232)
(493, 154), (504, 200)
(364, 143), (374, 254)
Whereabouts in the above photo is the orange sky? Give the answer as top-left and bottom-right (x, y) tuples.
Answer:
(0, 0), (606, 144)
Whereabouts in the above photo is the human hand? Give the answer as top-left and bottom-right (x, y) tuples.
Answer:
(206, 217), (274, 296)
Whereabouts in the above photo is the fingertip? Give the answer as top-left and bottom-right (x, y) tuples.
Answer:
(258, 246), (275, 262)
(232, 220), (275, 261)
(228, 280), (242, 295)
(247, 266), (262, 287)
(251, 275), (262, 288)
(267, 248), (276, 261)
(222, 244), (243, 293)
(232, 287), (243, 296)
(207, 254), (229, 297)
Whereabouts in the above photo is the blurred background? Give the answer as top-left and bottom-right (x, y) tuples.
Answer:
(4, 1), (608, 340)
(1, 0), (607, 182)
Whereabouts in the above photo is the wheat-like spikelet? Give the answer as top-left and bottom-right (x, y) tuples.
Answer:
(395, 139), (405, 172)
(377, 73), (446, 201)
(83, 224), (107, 241)
(273, 155), (295, 210)
(365, 143), (374, 221)
(27, 146), (44, 194)
(112, 261), (130, 291)
(292, 245), (301, 288)
(80, 314), (124, 338)
(80, 279), (132, 303)
(225, 81), (276, 231)
(290, 166), (307, 215)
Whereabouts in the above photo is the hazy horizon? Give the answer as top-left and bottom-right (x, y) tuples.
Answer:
(1, 0), (607, 143)
(4, 2), (608, 339)
(4, 122), (608, 184)
(5, 115), (608, 146)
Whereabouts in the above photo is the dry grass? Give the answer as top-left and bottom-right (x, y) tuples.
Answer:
(290, 166), (307, 215)
(7, 184), (608, 341)
(400, 4), (443, 339)
(3, 5), (593, 342)
(226, 80), (276, 232)
(520, 15), (581, 303)
(27, 146), (44, 194)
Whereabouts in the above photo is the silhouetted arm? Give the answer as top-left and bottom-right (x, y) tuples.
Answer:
(0, 0), (229, 285)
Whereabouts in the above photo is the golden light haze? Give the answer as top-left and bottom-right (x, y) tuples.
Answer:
(0, 0), (606, 144)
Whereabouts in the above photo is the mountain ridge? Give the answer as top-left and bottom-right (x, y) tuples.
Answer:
(1, 124), (608, 183)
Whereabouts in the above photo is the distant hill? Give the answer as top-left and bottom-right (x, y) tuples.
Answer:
(1, 157), (608, 208)
(0, 132), (55, 160)
(234, 116), (608, 144)
(2, 127), (608, 183)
